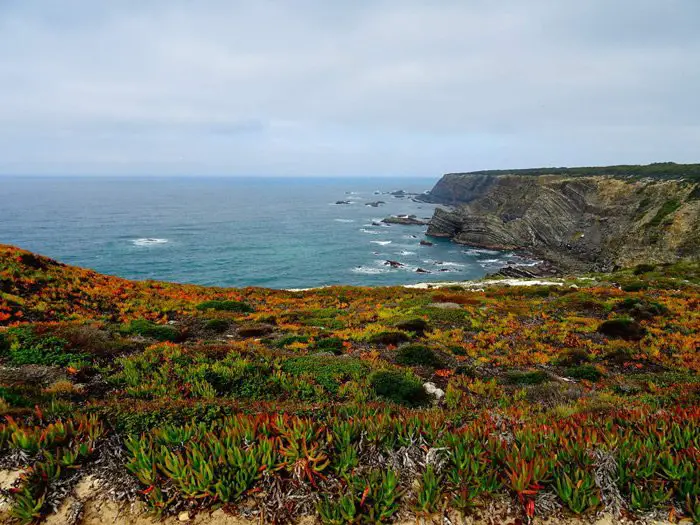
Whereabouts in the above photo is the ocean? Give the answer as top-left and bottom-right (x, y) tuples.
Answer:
(0, 176), (527, 289)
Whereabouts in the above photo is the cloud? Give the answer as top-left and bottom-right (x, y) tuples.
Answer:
(0, 0), (698, 176)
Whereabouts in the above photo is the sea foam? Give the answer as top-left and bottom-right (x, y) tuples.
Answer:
(132, 238), (169, 247)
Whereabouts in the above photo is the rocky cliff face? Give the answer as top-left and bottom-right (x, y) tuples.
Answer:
(424, 172), (700, 271)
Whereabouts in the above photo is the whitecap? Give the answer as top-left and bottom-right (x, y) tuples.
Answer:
(360, 228), (380, 234)
(399, 250), (416, 255)
(436, 261), (466, 268)
(351, 266), (388, 274)
(132, 238), (169, 247)
(479, 258), (501, 263)
(370, 240), (392, 245)
(334, 219), (355, 223)
(464, 248), (500, 256)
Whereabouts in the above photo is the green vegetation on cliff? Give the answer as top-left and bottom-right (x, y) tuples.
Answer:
(446, 161), (700, 181)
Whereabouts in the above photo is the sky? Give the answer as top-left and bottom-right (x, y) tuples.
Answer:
(0, 0), (699, 177)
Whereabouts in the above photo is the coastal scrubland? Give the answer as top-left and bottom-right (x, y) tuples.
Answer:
(0, 244), (698, 524)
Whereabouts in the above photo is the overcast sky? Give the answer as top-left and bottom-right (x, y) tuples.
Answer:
(1, 1), (699, 177)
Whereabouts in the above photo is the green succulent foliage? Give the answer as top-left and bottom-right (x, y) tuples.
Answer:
(3, 326), (89, 366)
(395, 344), (445, 368)
(317, 470), (402, 524)
(195, 300), (254, 313)
(203, 318), (230, 332)
(281, 356), (367, 394)
(565, 364), (603, 382)
(553, 468), (601, 514)
(504, 370), (549, 386)
(123, 319), (179, 342)
(369, 370), (430, 407)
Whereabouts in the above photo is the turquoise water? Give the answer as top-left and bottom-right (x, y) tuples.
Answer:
(0, 177), (525, 289)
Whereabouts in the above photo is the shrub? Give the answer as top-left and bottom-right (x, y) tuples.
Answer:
(124, 319), (179, 342)
(416, 307), (469, 325)
(273, 334), (310, 348)
(44, 380), (81, 397)
(368, 331), (411, 346)
(370, 370), (430, 407)
(0, 332), (8, 354)
(282, 356), (367, 393)
(204, 362), (277, 398)
(615, 298), (668, 320)
(504, 370), (549, 386)
(390, 317), (428, 335)
(0, 386), (30, 407)
(203, 319), (230, 333)
(4, 326), (89, 367)
(556, 348), (592, 366)
(565, 364), (603, 382)
(311, 337), (345, 354)
(621, 282), (649, 292)
(604, 347), (634, 364)
(395, 344), (444, 368)
(237, 323), (274, 338)
(195, 300), (254, 313)
(633, 263), (656, 275)
(597, 318), (646, 341)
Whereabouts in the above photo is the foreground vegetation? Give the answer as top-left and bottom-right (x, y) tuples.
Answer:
(0, 244), (698, 523)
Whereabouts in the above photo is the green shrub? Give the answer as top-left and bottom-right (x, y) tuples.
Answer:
(282, 356), (367, 394)
(615, 298), (668, 320)
(370, 370), (430, 407)
(273, 334), (310, 348)
(204, 362), (277, 398)
(504, 370), (549, 386)
(311, 337), (345, 354)
(124, 319), (179, 342)
(195, 300), (254, 313)
(633, 263), (656, 275)
(621, 282), (649, 292)
(389, 317), (428, 335)
(597, 318), (646, 341)
(395, 344), (444, 368)
(4, 326), (89, 367)
(556, 348), (592, 366)
(415, 307), (468, 325)
(0, 386), (31, 407)
(565, 364), (603, 382)
(0, 332), (8, 354)
(203, 319), (230, 333)
(368, 331), (411, 346)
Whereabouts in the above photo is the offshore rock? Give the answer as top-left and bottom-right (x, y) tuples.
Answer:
(382, 215), (428, 225)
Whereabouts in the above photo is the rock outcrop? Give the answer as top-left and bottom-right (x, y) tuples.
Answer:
(423, 166), (700, 271)
(382, 215), (428, 225)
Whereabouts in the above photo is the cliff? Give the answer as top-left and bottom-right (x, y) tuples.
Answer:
(423, 165), (700, 271)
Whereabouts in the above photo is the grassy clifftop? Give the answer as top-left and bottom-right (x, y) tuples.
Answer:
(0, 245), (698, 524)
(445, 161), (700, 181)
